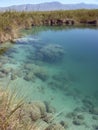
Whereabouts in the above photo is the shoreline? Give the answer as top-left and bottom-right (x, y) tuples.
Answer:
(0, 10), (98, 43)
(0, 23), (98, 44)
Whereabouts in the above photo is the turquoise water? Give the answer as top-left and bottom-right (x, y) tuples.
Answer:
(21, 26), (98, 95)
(0, 26), (98, 129)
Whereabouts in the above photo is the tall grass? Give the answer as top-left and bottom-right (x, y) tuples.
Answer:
(0, 9), (98, 43)
(0, 87), (25, 130)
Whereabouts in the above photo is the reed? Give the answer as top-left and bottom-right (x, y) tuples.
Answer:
(0, 10), (98, 43)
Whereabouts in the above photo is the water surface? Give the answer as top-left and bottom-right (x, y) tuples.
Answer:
(0, 26), (98, 129)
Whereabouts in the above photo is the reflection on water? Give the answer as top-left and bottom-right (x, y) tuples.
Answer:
(0, 26), (98, 130)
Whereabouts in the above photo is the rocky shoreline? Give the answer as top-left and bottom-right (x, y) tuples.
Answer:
(42, 19), (98, 26)
(0, 18), (98, 44)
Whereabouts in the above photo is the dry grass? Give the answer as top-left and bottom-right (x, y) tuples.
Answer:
(0, 10), (98, 43)
(0, 87), (25, 130)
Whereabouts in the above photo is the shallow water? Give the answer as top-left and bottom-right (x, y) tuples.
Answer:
(0, 26), (98, 129)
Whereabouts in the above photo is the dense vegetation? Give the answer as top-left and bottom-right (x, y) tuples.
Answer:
(0, 9), (98, 43)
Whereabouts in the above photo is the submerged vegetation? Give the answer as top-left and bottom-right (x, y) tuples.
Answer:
(0, 9), (98, 43)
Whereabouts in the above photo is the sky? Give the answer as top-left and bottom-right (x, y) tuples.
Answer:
(0, 0), (98, 7)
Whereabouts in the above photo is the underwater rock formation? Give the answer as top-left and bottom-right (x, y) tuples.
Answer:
(0, 72), (6, 78)
(92, 115), (98, 120)
(20, 101), (48, 122)
(92, 124), (98, 130)
(60, 121), (68, 129)
(91, 107), (98, 115)
(1, 67), (12, 75)
(45, 123), (65, 130)
(24, 63), (49, 81)
(38, 44), (64, 62)
(21, 100), (64, 129)
(24, 71), (36, 81)
(34, 68), (48, 81)
(73, 118), (84, 125)
(82, 98), (94, 113)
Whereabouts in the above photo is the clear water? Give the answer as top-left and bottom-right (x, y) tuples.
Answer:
(0, 26), (98, 129)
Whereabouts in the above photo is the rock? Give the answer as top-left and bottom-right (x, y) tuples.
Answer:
(11, 74), (17, 80)
(43, 113), (53, 123)
(60, 121), (68, 129)
(1, 68), (12, 75)
(77, 114), (85, 120)
(38, 44), (64, 62)
(66, 112), (76, 118)
(34, 71), (48, 81)
(12, 69), (22, 76)
(34, 68), (48, 81)
(82, 98), (94, 112)
(24, 75), (31, 81)
(0, 47), (8, 55)
(52, 73), (68, 82)
(73, 118), (84, 125)
(65, 19), (75, 25)
(24, 72), (35, 81)
(44, 101), (56, 113)
(92, 124), (98, 130)
(47, 106), (55, 113)
(0, 72), (6, 78)
(45, 123), (65, 130)
(92, 115), (98, 120)
(0, 59), (8, 64)
(24, 63), (49, 81)
(32, 101), (47, 116)
(21, 103), (42, 121)
(16, 71), (23, 78)
(91, 107), (98, 115)
(30, 105), (42, 121)
(87, 20), (97, 25)
(48, 81), (60, 90)
(82, 98), (94, 108)
(32, 120), (48, 130)
(26, 101), (47, 122)
(24, 63), (33, 70)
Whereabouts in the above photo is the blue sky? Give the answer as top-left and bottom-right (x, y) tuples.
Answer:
(0, 0), (98, 7)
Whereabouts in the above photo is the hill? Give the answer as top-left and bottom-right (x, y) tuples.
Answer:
(0, 1), (98, 11)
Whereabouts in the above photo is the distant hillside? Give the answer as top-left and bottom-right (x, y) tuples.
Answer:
(0, 1), (98, 11)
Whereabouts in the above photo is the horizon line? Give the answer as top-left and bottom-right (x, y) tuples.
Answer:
(0, 1), (98, 8)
